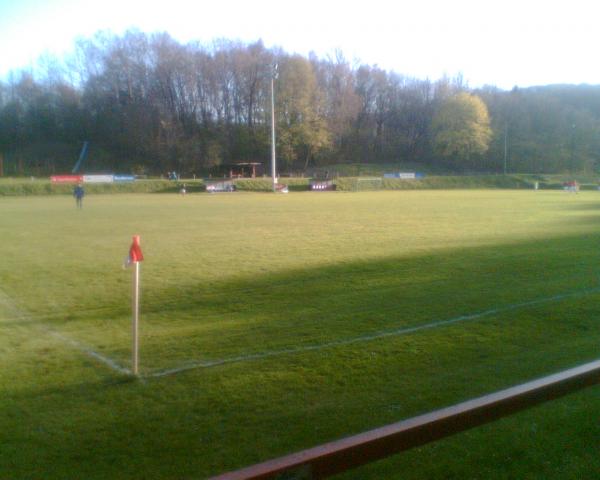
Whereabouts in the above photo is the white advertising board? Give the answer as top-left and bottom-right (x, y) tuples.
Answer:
(83, 175), (114, 183)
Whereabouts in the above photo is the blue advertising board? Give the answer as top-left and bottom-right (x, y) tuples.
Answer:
(114, 175), (136, 182)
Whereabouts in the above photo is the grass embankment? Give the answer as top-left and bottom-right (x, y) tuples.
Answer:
(0, 174), (535, 195)
(2, 191), (600, 478)
(334, 174), (532, 190)
(4, 170), (600, 196)
(0, 178), (208, 195)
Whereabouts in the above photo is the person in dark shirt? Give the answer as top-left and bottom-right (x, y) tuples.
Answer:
(73, 184), (85, 208)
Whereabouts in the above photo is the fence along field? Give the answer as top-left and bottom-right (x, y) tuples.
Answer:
(2, 190), (600, 478)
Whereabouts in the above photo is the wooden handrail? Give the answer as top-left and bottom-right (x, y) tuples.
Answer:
(209, 358), (600, 479)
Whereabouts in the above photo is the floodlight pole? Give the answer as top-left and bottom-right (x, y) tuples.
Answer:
(270, 65), (277, 192)
(571, 123), (576, 172)
(503, 121), (508, 175)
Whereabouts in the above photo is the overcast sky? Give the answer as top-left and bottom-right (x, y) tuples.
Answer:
(0, 0), (598, 89)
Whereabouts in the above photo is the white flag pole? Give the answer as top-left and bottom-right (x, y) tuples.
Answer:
(132, 260), (140, 376)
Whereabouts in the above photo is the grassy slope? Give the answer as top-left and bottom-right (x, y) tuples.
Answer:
(1, 190), (600, 478)
(0, 174), (548, 196)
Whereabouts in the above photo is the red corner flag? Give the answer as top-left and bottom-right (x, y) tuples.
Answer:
(126, 235), (143, 376)
(124, 235), (144, 267)
(129, 235), (144, 263)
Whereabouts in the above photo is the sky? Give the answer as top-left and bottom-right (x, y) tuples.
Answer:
(0, 0), (599, 90)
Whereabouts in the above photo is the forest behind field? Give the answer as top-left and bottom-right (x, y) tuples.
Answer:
(1, 30), (599, 176)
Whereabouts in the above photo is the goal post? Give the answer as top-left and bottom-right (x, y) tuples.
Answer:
(352, 177), (383, 191)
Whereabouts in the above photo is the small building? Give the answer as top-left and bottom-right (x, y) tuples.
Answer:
(227, 162), (263, 178)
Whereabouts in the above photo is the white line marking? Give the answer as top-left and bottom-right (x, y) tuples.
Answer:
(147, 287), (600, 378)
(3, 285), (599, 380)
(0, 288), (131, 376)
(47, 330), (131, 375)
(0, 288), (25, 318)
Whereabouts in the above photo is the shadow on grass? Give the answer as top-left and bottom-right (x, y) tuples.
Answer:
(6, 232), (600, 480)
(135, 231), (600, 363)
(5, 224), (600, 369)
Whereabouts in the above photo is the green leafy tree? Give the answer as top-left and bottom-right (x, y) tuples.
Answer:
(275, 55), (331, 169)
(432, 92), (492, 167)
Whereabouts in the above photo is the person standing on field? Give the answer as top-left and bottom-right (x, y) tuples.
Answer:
(73, 183), (85, 208)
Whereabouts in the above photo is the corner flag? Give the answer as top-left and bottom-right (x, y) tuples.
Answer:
(124, 235), (143, 376)
(129, 235), (144, 263)
(124, 235), (144, 267)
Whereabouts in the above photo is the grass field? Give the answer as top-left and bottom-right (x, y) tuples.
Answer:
(2, 189), (600, 479)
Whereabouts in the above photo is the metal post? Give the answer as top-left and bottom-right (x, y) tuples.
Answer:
(571, 123), (576, 172)
(503, 121), (508, 175)
(271, 73), (277, 192)
(132, 261), (140, 375)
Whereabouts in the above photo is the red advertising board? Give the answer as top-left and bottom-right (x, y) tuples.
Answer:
(51, 175), (83, 183)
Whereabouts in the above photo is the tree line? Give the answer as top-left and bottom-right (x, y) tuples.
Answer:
(1, 30), (599, 176)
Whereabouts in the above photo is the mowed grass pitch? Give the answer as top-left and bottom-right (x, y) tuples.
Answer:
(2, 190), (600, 478)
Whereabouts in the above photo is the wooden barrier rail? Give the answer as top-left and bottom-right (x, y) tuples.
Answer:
(210, 358), (600, 479)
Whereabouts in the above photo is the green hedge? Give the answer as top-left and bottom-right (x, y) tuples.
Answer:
(334, 175), (532, 191)
(0, 179), (205, 196)
(3, 174), (595, 196)
(232, 175), (534, 192)
(233, 178), (310, 192)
